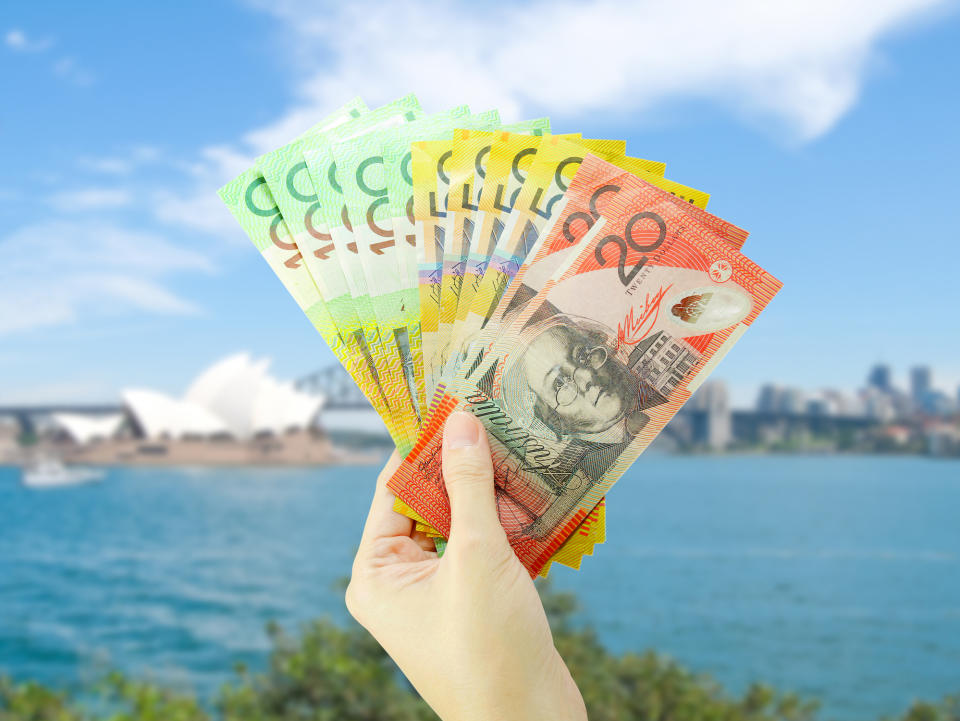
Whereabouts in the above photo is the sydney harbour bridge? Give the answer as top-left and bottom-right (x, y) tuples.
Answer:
(294, 364), (372, 409)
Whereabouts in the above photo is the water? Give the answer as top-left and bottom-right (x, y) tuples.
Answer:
(1, 456), (958, 718)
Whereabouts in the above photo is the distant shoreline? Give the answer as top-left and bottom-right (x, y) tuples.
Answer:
(4, 448), (958, 471)
(0, 429), (389, 469)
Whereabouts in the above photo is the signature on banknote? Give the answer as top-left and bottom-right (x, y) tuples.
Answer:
(616, 285), (673, 349)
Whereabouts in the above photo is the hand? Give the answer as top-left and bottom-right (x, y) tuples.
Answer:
(346, 411), (587, 721)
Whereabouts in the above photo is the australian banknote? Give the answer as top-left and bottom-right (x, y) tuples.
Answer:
(436, 120), (553, 396)
(440, 136), (662, 402)
(218, 99), (418, 447)
(300, 95), (425, 452)
(218, 169), (404, 447)
(253, 97), (427, 450)
(220, 95), (777, 576)
(415, 136), (656, 547)
(387, 154), (782, 575)
(410, 132), (738, 549)
(380, 108), (496, 414)
(428, 137), (705, 557)
(438, 144), (740, 555)
(332, 108), (481, 432)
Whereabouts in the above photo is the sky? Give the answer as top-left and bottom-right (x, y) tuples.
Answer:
(1, 0), (959, 408)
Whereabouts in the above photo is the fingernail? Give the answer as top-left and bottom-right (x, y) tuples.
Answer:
(444, 411), (480, 449)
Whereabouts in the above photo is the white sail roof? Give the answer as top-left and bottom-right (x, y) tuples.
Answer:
(123, 353), (324, 440)
(251, 375), (324, 436)
(122, 389), (229, 438)
(52, 412), (124, 444)
(184, 352), (272, 438)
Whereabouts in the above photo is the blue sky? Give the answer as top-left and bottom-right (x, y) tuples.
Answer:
(1, 0), (959, 407)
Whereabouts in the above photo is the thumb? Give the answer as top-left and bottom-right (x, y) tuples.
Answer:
(442, 410), (504, 544)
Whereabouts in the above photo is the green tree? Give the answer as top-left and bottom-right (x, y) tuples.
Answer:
(218, 620), (433, 721)
(1, 584), (957, 721)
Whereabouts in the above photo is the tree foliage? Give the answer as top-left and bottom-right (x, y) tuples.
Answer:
(1, 584), (956, 721)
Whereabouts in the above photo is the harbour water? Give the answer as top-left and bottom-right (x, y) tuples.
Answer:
(1, 455), (958, 718)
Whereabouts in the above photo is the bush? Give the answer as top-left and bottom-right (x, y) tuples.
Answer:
(1, 583), (957, 721)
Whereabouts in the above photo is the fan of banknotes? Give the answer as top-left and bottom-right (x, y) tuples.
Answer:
(220, 94), (781, 578)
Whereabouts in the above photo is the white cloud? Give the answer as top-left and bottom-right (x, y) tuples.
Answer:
(156, 0), (951, 249)
(152, 189), (245, 240)
(0, 221), (212, 336)
(3, 30), (94, 86)
(148, 144), (256, 242)
(78, 146), (162, 175)
(53, 56), (94, 87)
(243, 0), (951, 142)
(48, 187), (132, 211)
(80, 156), (133, 175)
(4, 28), (53, 53)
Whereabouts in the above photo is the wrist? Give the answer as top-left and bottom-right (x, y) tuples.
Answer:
(436, 652), (586, 721)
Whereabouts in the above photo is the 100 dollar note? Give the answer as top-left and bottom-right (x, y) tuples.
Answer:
(218, 170), (402, 446)
(254, 107), (423, 436)
(302, 95), (425, 452)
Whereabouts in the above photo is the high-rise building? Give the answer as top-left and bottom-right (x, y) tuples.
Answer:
(910, 366), (932, 404)
(756, 384), (783, 413)
(781, 388), (807, 414)
(868, 364), (892, 393)
(756, 384), (807, 414)
(687, 381), (731, 450)
(862, 388), (896, 422)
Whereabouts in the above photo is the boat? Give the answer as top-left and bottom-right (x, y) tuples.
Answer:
(21, 459), (105, 489)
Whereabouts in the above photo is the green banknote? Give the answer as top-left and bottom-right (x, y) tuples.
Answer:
(332, 107), (475, 426)
(217, 168), (403, 447)
(255, 96), (433, 452)
(303, 95), (423, 452)
(254, 106), (398, 432)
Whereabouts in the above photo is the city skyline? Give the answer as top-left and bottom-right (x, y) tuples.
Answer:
(754, 362), (960, 412)
(2, 1), (959, 407)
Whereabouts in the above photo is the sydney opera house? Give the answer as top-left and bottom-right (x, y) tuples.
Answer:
(49, 354), (371, 465)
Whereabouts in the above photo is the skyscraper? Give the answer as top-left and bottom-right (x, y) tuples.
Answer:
(688, 381), (731, 450)
(756, 384), (783, 413)
(910, 366), (932, 404)
(867, 364), (892, 393)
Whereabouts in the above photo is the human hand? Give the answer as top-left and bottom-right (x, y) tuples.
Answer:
(346, 411), (588, 721)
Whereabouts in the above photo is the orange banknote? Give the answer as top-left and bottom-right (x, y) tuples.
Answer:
(388, 154), (782, 575)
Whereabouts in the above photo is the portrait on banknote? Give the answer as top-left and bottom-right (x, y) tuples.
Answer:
(458, 303), (699, 541)
(499, 314), (647, 443)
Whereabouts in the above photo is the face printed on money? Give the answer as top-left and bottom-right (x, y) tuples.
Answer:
(504, 316), (639, 439)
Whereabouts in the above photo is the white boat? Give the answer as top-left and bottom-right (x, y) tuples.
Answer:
(21, 459), (105, 489)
